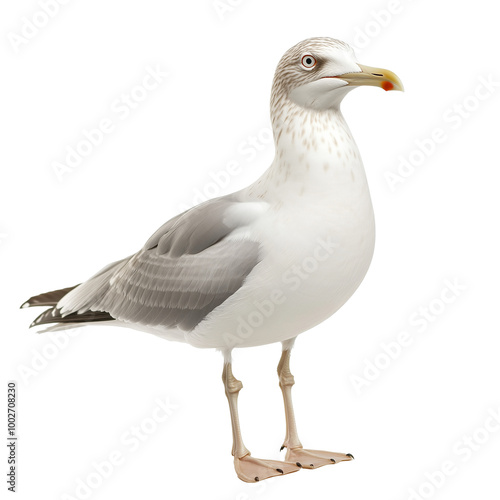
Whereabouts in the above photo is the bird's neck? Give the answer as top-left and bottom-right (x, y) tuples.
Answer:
(248, 100), (371, 203)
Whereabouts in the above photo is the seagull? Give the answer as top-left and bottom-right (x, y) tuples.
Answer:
(21, 37), (403, 482)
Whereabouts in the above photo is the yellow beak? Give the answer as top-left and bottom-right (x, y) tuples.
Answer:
(332, 63), (404, 92)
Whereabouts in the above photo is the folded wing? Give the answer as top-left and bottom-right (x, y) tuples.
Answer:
(29, 196), (265, 331)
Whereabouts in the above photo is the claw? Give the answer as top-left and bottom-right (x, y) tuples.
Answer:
(276, 468), (284, 474)
(285, 449), (353, 470)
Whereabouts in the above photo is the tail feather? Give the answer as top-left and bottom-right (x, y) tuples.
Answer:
(20, 285), (79, 309)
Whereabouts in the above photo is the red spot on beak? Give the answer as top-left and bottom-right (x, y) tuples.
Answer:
(381, 80), (394, 91)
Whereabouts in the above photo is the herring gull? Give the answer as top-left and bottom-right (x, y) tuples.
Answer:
(21, 37), (403, 482)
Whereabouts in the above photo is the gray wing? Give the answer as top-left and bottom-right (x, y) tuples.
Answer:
(56, 196), (264, 331)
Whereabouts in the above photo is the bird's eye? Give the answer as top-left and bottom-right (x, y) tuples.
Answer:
(301, 55), (317, 69)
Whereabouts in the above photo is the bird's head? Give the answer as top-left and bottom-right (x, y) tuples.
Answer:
(271, 37), (403, 112)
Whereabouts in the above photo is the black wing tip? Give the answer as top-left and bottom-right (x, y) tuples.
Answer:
(22, 284), (114, 329)
(20, 285), (80, 310)
(29, 307), (115, 329)
(29, 307), (58, 328)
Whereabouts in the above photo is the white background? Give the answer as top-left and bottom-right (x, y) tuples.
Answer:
(1, 0), (499, 499)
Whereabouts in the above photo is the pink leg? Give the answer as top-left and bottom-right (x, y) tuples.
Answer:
(278, 340), (355, 470)
(222, 360), (301, 482)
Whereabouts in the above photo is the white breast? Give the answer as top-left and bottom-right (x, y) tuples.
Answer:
(178, 103), (375, 349)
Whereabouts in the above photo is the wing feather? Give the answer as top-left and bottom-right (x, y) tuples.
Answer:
(53, 196), (265, 331)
